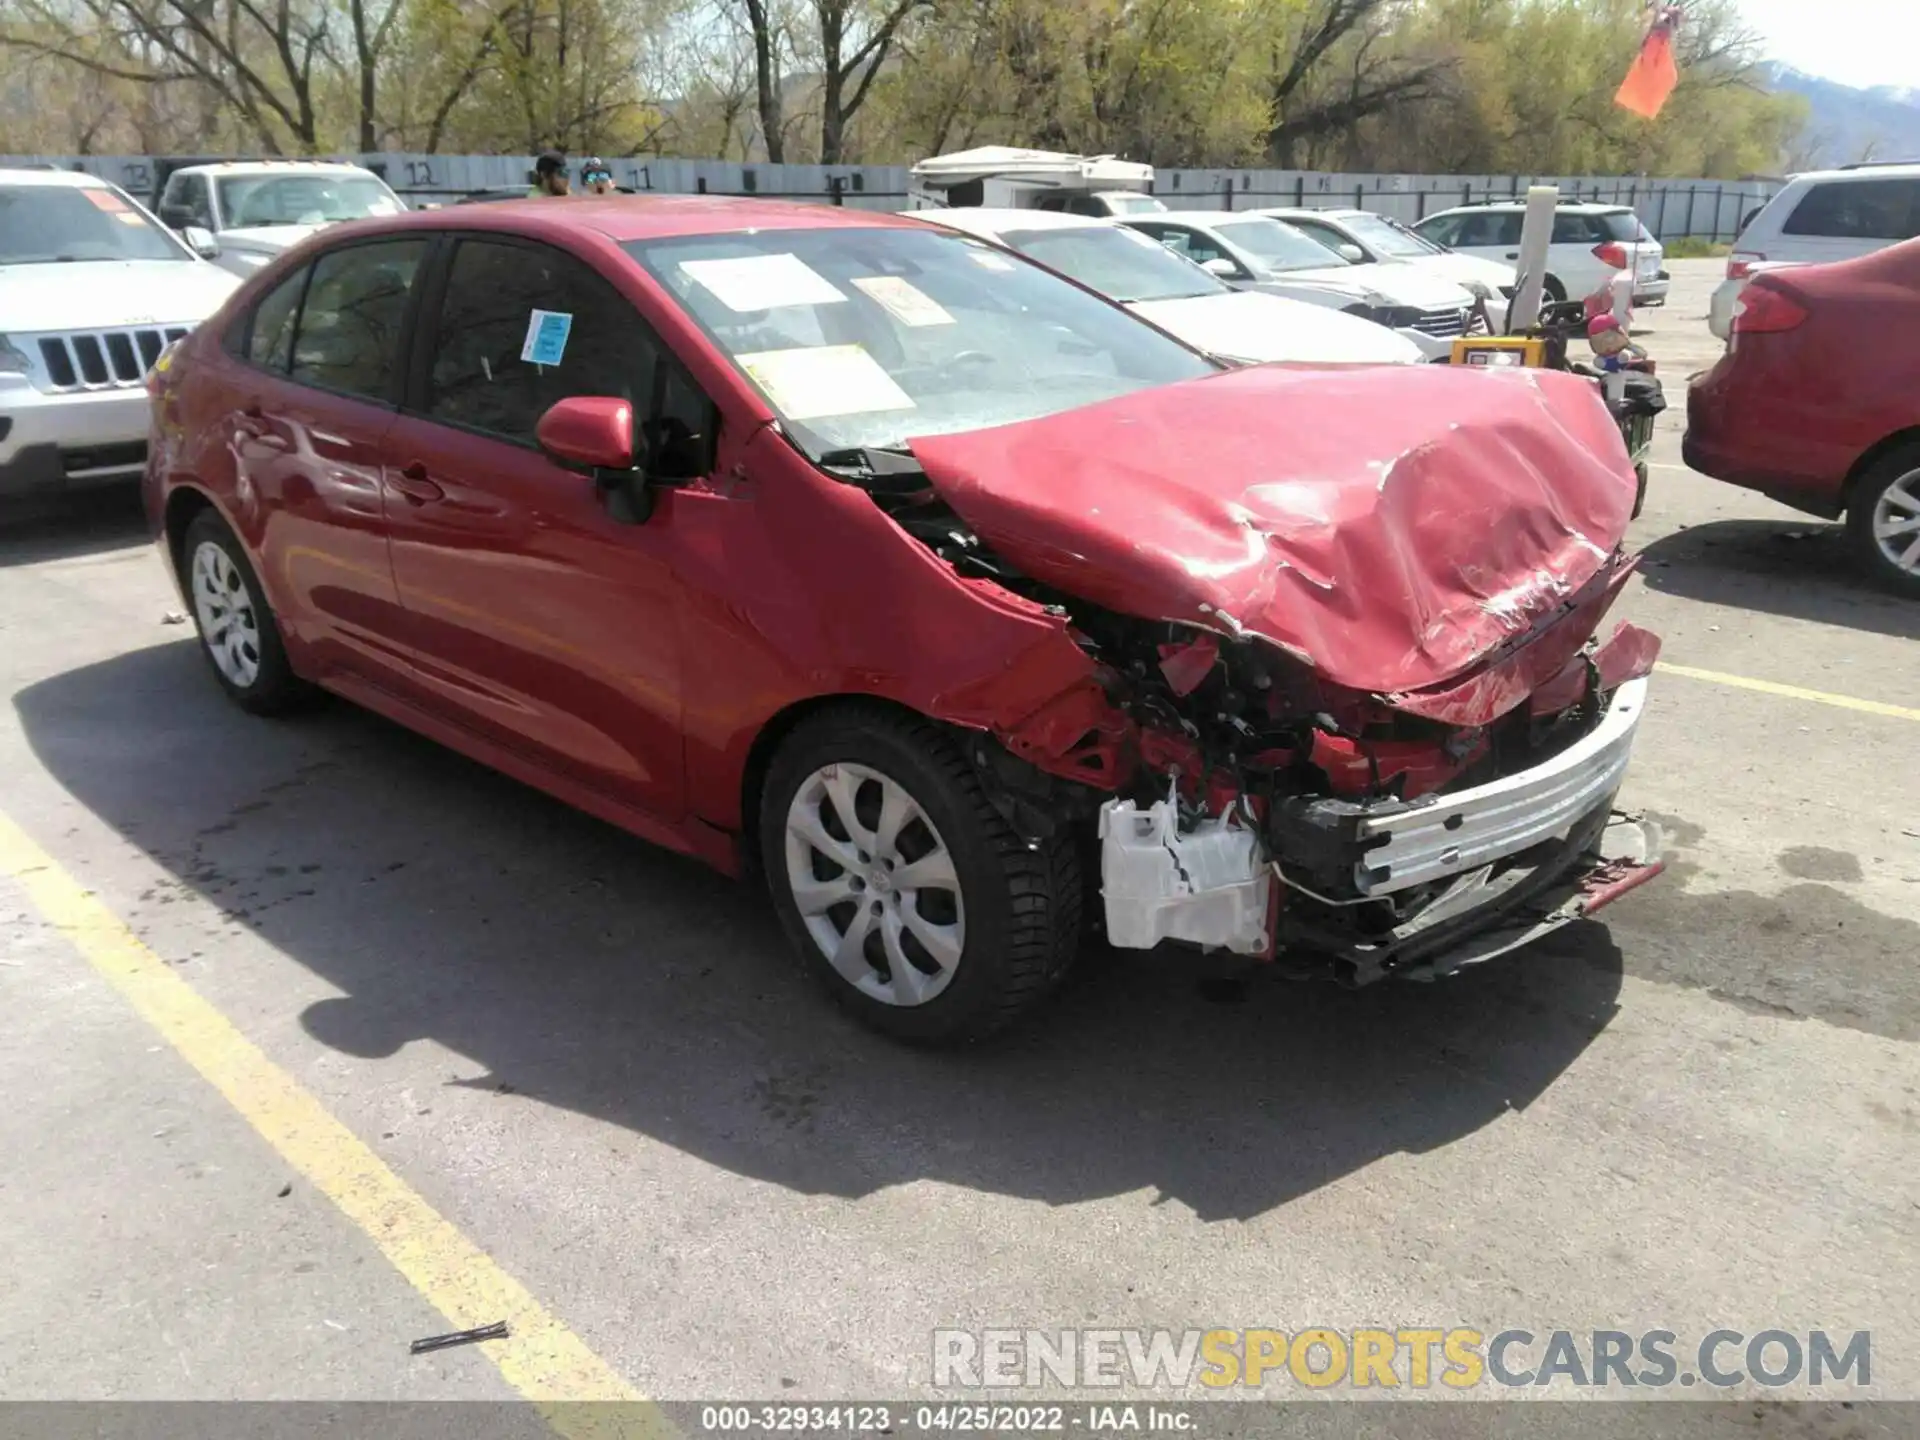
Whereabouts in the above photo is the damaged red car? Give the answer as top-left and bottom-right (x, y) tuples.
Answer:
(144, 197), (1663, 1043)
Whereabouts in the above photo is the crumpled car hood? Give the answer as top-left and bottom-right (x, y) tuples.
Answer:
(908, 364), (1637, 697)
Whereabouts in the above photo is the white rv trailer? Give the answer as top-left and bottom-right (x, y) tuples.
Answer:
(907, 146), (1165, 217)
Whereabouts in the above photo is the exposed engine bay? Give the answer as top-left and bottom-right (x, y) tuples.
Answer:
(829, 437), (1665, 986)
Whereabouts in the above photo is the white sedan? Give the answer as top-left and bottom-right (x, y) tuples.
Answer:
(1118, 211), (1481, 358)
(917, 209), (1423, 366)
(1250, 206), (1514, 330)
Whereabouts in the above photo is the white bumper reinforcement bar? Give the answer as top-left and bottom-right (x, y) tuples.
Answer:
(1353, 676), (1650, 896)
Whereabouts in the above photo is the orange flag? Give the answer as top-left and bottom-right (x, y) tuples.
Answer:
(1615, 7), (1681, 119)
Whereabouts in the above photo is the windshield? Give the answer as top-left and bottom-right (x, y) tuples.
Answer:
(1000, 225), (1225, 303)
(628, 226), (1215, 456)
(1337, 212), (1438, 259)
(216, 174), (403, 229)
(1103, 194), (1167, 215)
(1212, 218), (1346, 272)
(0, 185), (188, 264)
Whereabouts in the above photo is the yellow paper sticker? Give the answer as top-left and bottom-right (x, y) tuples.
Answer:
(737, 345), (915, 421)
(680, 253), (847, 312)
(851, 275), (954, 327)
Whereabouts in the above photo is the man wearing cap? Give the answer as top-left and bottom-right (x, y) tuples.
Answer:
(529, 151), (570, 197)
(580, 158), (615, 195)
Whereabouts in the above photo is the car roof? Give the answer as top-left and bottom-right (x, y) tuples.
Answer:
(175, 160), (377, 177)
(1783, 162), (1920, 184)
(917, 208), (1112, 238)
(1422, 200), (1632, 217)
(0, 167), (109, 188)
(1130, 210), (1259, 226)
(331, 193), (934, 244)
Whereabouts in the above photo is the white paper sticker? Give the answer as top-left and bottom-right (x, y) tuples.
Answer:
(851, 274), (954, 327)
(680, 254), (847, 312)
(966, 247), (1016, 272)
(736, 345), (915, 421)
(520, 309), (573, 365)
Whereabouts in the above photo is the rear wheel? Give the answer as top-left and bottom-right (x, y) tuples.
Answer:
(1542, 275), (1567, 303)
(1846, 447), (1920, 599)
(759, 706), (1082, 1044)
(182, 509), (314, 714)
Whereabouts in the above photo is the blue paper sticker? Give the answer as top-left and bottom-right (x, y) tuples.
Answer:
(521, 309), (573, 366)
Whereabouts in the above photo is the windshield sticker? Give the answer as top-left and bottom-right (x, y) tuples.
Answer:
(680, 254), (847, 312)
(113, 211), (149, 227)
(82, 189), (130, 212)
(736, 345), (914, 420)
(851, 275), (954, 327)
(521, 309), (574, 366)
(965, 248), (1016, 272)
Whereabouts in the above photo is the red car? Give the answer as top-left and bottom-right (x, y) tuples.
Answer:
(1686, 238), (1920, 597)
(144, 197), (1662, 1043)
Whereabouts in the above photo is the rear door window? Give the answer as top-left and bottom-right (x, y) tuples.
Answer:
(1782, 180), (1920, 240)
(287, 239), (428, 401)
(1552, 213), (1604, 244)
(240, 268), (308, 372)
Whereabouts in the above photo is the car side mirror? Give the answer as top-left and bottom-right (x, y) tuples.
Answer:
(160, 203), (193, 231)
(1201, 257), (1238, 278)
(537, 395), (667, 523)
(182, 226), (219, 260)
(1336, 242), (1364, 264)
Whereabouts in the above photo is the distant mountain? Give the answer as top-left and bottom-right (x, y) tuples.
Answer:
(1764, 65), (1920, 170)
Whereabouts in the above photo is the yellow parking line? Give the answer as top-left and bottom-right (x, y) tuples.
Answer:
(1656, 662), (1920, 723)
(0, 809), (669, 1440)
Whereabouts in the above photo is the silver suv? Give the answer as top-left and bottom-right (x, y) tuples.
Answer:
(0, 169), (238, 501)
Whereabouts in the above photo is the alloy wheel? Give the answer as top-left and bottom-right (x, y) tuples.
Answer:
(1870, 467), (1920, 576)
(783, 762), (966, 1007)
(190, 540), (263, 688)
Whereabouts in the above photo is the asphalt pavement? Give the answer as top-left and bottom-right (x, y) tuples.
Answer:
(1, 258), (1916, 1433)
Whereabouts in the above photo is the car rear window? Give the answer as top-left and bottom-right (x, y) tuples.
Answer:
(1781, 180), (1920, 240)
(1596, 211), (1652, 243)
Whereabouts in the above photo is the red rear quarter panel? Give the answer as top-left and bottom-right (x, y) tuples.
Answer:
(1687, 241), (1920, 514)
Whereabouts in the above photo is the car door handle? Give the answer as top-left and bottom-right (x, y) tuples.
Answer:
(390, 462), (445, 505)
(1504, 252), (1519, 260)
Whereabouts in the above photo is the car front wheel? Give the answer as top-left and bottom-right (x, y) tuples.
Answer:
(182, 508), (313, 714)
(759, 706), (1082, 1044)
(1847, 447), (1920, 599)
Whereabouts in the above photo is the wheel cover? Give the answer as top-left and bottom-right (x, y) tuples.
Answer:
(1870, 467), (1920, 575)
(190, 540), (263, 688)
(783, 762), (966, 1008)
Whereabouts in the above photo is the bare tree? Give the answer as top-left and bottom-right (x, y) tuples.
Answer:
(1261, 0), (1444, 165)
(815, 0), (927, 162)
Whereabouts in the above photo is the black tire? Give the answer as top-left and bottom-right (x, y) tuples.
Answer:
(1632, 462), (1648, 519)
(1845, 446), (1920, 599)
(1542, 275), (1567, 303)
(180, 508), (315, 714)
(758, 705), (1083, 1044)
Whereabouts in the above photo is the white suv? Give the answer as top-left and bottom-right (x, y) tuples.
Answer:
(155, 160), (405, 277)
(1709, 163), (1920, 339)
(1411, 201), (1668, 307)
(1, 169), (239, 502)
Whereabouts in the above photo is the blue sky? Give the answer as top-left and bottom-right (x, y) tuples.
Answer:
(1739, 0), (1913, 90)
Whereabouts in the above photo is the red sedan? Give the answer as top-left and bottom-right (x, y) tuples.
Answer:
(144, 197), (1661, 1042)
(1685, 238), (1920, 597)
